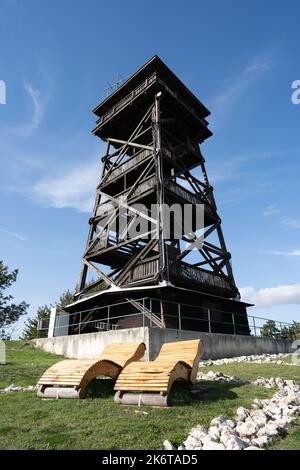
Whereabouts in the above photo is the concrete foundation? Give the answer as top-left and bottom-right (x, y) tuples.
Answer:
(33, 327), (293, 361)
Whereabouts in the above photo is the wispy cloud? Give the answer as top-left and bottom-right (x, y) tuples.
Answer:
(0, 228), (28, 242)
(208, 156), (245, 184)
(240, 284), (300, 308)
(281, 216), (300, 229)
(21, 82), (45, 134)
(0, 81), (46, 138)
(263, 204), (281, 216)
(209, 53), (273, 126)
(208, 151), (272, 185)
(273, 249), (300, 257)
(31, 159), (100, 212)
(218, 187), (243, 205)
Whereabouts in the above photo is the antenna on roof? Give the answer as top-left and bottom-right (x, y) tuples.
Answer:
(104, 73), (127, 98)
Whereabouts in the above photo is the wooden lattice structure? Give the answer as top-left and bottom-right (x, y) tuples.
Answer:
(65, 56), (250, 335)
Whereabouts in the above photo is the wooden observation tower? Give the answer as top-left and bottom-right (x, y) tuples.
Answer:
(65, 56), (250, 335)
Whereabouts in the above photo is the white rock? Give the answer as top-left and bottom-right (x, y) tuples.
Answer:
(251, 436), (271, 448)
(275, 377), (284, 388)
(189, 425), (207, 441)
(224, 434), (248, 450)
(208, 426), (220, 440)
(257, 422), (279, 438)
(284, 380), (297, 390)
(174, 371), (300, 453)
(218, 425), (237, 438)
(277, 416), (295, 427)
(286, 406), (299, 417)
(163, 440), (176, 450)
(201, 435), (217, 446)
(211, 416), (228, 427)
(236, 420), (258, 437)
(207, 371), (217, 378)
(244, 446), (264, 450)
(202, 441), (226, 450)
(5, 384), (21, 392)
(223, 419), (237, 429)
(183, 435), (200, 450)
(264, 403), (282, 417)
(236, 407), (250, 421)
(250, 411), (268, 428)
(252, 399), (264, 409)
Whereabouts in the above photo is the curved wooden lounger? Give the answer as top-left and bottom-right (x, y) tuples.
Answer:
(37, 342), (146, 399)
(114, 339), (203, 407)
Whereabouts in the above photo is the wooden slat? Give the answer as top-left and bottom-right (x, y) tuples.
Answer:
(37, 342), (146, 391)
(114, 339), (203, 394)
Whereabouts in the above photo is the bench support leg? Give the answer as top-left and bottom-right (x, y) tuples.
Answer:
(37, 386), (85, 399)
(114, 391), (169, 407)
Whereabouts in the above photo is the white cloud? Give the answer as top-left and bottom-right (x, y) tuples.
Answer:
(207, 150), (272, 190)
(240, 284), (300, 307)
(273, 249), (300, 257)
(281, 216), (300, 229)
(209, 53), (272, 123)
(218, 187), (243, 205)
(208, 156), (245, 184)
(0, 228), (27, 241)
(23, 82), (45, 134)
(31, 159), (100, 212)
(263, 204), (281, 216)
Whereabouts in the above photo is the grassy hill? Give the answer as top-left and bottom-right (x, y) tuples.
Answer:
(0, 341), (299, 450)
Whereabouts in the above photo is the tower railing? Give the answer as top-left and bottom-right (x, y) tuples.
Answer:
(37, 297), (295, 340)
(95, 72), (157, 127)
(103, 148), (153, 185)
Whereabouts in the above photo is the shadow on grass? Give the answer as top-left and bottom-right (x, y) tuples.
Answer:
(168, 380), (243, 406)
(85, 377), (243, 406)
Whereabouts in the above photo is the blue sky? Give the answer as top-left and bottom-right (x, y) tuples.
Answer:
(0, 0), (300, 336)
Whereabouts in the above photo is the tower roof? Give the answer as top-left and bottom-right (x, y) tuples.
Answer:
(93, 55), (211, 119)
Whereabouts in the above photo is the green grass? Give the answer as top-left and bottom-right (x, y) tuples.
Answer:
(203, 361), (300, 383)
(0, 341), (64, 389)
(0, 341), (299, 450)
(269, 417), (300, 450)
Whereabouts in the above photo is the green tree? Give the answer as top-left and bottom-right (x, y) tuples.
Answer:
(22, 289), (75, 339)
(260, 320), (280, 339)
(56, 290), (75, 310)
(292, 322), (300, 340)
(287, 321), (300, 340)
(280, 325), (294, 340)
(273, 321), (300, 341)
(0, 261), (29, 339)
(22, 305), (51, 339)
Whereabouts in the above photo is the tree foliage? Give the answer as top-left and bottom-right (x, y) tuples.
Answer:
(261, 319), (300, 340)
(22, 282), (107, 340)
(21, 305), (51, 340)
(56, 290), (75, 310)
(260, 320), (281, 339)
(280, 321), (300, 340)
(22, 289), (75, 339)
(0, 261), (29, 339)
